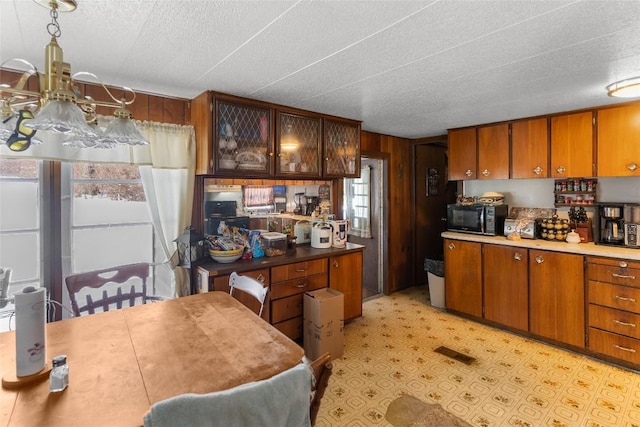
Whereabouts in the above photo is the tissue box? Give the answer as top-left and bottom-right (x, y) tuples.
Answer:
(303, 288), (344, 361)
(260, 232), (287, 257)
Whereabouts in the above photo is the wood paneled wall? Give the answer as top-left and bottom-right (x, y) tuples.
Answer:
(0, 69), (190, 125)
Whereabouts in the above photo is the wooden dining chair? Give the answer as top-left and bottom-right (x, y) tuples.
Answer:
(228, 271), (269, 317)
(65, 262), (163, 316)
(309, 352), (333, 426)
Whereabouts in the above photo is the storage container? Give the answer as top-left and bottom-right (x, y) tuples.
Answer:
(261, 232), (287, 257)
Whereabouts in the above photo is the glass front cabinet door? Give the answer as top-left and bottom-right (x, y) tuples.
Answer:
(323, 118), (361, 178)
(214, 95), (274, 176)
(276, 111), (322, 178)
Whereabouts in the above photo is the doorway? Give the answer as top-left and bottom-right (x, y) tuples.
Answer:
(414, 143), (457, 285)
(344, 157), (387, 300)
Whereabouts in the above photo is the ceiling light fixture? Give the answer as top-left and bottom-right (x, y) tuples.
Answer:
(606, 77), (640, 98)
(0, 0), (148, 151)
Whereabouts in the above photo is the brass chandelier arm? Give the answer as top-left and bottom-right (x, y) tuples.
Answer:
(72, 72), (137, 107)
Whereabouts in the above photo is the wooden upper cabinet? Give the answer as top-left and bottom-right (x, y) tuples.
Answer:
(275, 110), (322, 178)
(550, 111), (594, 178)
(511, 118), (548, 179)
(323, 118), (361, 178)
(477, 124), (509, 180)
(448, 128), (477, 180)
(597, 103), (640, 177)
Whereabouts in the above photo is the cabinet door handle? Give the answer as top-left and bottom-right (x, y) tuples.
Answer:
(614, 344), (637, 353)
(533, 166), (542, 175)
(256, 273), (265, 283)
(627, 163), (638, 172)
(620, 261), (628, 268)
(614, 319), (636, 328)
(333, 261), (339, 268)
(448, 243), (455, 250)
(269, 152), (274, 157)
(482, 169), (490, 176)
(556, 166), (565, 174)
(295, 268), (307, 273)
(296, 282), (307, 288)
(513, 252), (522, 261)
(614, 295), (636, 303)
(465, 169), (472, 176)
(534, 255), (544, 264)
(612, 273), (636, 280)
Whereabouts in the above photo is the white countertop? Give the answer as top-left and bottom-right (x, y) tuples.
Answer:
(442, 231), (640, 261)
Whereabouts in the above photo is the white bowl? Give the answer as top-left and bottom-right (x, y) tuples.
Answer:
(211, 253), (243, 263)
(220, 159), (237, 169)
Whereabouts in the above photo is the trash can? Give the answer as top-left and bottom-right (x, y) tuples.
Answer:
(424, 259), (445, 309)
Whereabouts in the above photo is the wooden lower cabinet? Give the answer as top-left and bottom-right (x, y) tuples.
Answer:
(329, 251), (363, 320)
(444, 239), (482, 317)
(271, 259), (328, 340)
(483, 244), (528, 331)
(587, 256), (640, 365)
(529, 249), (585, 348)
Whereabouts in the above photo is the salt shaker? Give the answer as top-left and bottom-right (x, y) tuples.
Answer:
(49, 355), (69, 392)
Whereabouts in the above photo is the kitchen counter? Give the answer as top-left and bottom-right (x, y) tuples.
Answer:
(197, 242), (364, 277)
(442, 231), (640, 260)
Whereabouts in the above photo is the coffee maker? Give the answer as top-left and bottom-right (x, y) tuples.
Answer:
(595, 203), (625, 247)
(624, 203), (640, 248)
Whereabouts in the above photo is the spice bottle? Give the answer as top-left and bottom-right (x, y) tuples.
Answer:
(49, 355), (69, 392)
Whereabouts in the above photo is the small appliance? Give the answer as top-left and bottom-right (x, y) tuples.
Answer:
(294, 220), (312, 244)
(329, 220), (349, 247)
(595, 202), (626, 246)
(503, 218), (535, 239)
(447, 203), (509, 236)
(311, 221), (332, 248)
(204, 201), (250, 235)
(624, 204), (640, 248)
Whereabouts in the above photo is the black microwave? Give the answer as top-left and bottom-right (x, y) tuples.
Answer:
(446, 204), (509, 236)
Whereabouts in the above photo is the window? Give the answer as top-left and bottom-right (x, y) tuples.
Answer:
(0, 158), (162, 330)
(0, 159), (42, 329)
(343, 165), (372, 238)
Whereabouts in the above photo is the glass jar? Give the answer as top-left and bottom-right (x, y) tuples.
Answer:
(49, 355), (69, 392)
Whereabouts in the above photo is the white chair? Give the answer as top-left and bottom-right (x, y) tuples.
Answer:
(229, 272), (269, 317)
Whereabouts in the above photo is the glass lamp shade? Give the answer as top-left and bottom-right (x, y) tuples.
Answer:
(174, 227), (205, 268)
(25, 100), (98, 137)
(102, 117), (149, 146)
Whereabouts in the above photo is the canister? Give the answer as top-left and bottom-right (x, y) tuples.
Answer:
(294, 220), (312, 244)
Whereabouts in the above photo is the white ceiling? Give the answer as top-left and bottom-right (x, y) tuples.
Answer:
(2, 0), (640, 139)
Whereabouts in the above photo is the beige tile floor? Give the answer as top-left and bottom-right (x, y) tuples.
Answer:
(315, 285), (640, 427)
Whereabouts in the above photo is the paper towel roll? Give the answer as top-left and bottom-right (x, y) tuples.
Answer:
(15, 286), (46, 377)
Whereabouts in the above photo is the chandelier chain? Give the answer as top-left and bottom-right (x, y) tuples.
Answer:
(47, 7), (62, 38)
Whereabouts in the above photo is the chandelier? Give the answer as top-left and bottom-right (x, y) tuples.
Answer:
(0, 0), (148, 151)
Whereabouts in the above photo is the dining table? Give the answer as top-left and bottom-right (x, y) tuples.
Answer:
(0, 291), (305, 427)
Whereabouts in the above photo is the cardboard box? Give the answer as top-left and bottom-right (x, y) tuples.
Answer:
(303, 288), (344, 361)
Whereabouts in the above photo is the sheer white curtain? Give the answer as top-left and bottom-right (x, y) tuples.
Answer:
(137, 122), (195, 297)
(0, 118), (196, 297)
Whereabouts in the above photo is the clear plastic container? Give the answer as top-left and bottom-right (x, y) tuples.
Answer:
(261, 232), (287, 257)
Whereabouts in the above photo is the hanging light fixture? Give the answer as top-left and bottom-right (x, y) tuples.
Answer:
(0, 0), (148, 150)
(606, 77), (640, 98)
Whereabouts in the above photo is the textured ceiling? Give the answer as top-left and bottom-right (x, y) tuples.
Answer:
(2, 0), (640, 139)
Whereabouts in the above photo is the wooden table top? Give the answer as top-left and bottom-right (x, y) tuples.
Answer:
(0, 292), (304, 427)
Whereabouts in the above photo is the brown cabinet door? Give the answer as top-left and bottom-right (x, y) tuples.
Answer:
(529, 250), (585, 348)
(448, 128), (477, 180)
(511, 118), (548, 179)
(597, 104), (640, 176)
(478, 124), (509, 180)
(329, 252), (363, 320)
(483, 245), (528, 331)
(551, 111), (594, 178)
(444, 239), (482, 317)
(323, 118), (361, 178)
(275, 110), (322, 178)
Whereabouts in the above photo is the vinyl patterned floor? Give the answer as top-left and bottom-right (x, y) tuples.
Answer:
(315, 285), (640, 427)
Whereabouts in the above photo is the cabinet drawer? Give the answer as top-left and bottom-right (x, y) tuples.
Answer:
(271, 274), (327, 300)
(588, 281), (640, 314)
(271, 294), (304, 323)
(587, 261), (640, 288)
(211, 268), (270, 292)
(271, 259), (327, 282)
(274, 317), (303, 341)
(589, 328), (640, 366)
(589, 304), (640, 339)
